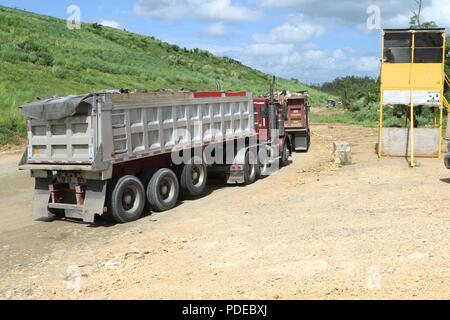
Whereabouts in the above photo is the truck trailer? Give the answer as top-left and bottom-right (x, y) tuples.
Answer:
(18, 89), (295, 223)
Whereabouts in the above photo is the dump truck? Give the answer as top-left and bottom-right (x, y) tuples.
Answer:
(18, 88), (293, 223)
(279, 92), (311, 152)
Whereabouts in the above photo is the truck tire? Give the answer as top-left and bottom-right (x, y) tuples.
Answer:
(306, 131), (311, 152)
(256, 148), (269, 179)
(180, 157), (207, 196)
(244, 151), (257, 185)
(280, 140), (290, 167)
(255, 154), (261, 179)
(110, 175), (146, 223)
(138, 169), (157, 212)
(147, 168), (180, 212)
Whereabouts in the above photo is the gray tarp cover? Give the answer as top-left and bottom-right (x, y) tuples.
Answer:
(21, 94), (93, 121)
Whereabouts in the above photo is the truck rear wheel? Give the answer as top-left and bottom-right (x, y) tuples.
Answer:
(281, 140), (290, 167)
(110, 175), (146, 223)
(306, 131), (311, 152)
(244, 151), (257, 185)
(147, 168), (179, 212)
(180, 158), (207, 196)
(139, 169), (157, 212)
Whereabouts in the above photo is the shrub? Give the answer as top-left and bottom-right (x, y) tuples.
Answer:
(16, 40), (54, 66)
(52, 66), (68, 79)
(92, 23), (102, 30)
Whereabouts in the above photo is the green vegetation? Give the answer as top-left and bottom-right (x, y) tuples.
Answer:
(311, 76), (386, 128)
(312, 76), (411, 128)
(0, 6), (329, 145)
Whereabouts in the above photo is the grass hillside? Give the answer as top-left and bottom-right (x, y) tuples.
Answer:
(0, 6), (329, 145)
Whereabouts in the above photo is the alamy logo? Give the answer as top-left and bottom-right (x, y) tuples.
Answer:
(367, 5), (381, 30)
(170, 127), (282, 176)
(67, 5), (81, 30)
(66, 265), (81, 292)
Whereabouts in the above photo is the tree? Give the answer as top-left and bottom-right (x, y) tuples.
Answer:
(410, 0), (438, 28)
(420, 21), (438, 28)
(410, 0), (422, 27)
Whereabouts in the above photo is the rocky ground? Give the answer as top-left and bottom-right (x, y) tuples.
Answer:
(1, 124), (450, 299)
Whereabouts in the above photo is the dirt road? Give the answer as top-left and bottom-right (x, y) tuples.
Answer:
(1, 124), (450, 300)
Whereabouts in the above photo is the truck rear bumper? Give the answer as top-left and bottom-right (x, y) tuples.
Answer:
(33, 178), (107, 223)
(19, 164), (110, 181)
(286, 128), (310, 152)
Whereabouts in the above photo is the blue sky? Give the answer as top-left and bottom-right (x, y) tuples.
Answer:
(2, 0), (450, 83)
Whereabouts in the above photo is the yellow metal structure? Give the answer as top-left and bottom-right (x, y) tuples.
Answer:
(378, 28), (447, 167)
(445, 75), (450, 112)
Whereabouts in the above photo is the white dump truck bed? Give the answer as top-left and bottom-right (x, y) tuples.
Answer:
(107, 91), (255, 164)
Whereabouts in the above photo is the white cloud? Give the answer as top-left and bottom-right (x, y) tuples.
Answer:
(384, 13), (410, 28)
(134, 0), (262, 22)
(203, 22), (229, 37)
(356, 56), (380, 72)
(100, 20), (121, 29)
(421, 0), (450, 27)
(302, 43), (320, 51)
(230, 1), (388, 83)
(280, 51), (302, 65)
(246, 43), (294, 56)
(260, 0), (450, 28)
(237, 42), (380, 83)
(302, 49), (327, 61)
(379, 0), (450, 28)
(260, 0), (407, 24)
(252, 14), (325, 44)
(281, 47), (379, 71)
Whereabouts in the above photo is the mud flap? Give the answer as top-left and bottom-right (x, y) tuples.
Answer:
(227, 171), (245, 184)
(63, 180), (107, 223)
(33, 178), (53, 220)
(34, 178), (107, 223)
(81, 180), (107, 223)
(293, 130), (309, 151)
(227, 147), (248, 184)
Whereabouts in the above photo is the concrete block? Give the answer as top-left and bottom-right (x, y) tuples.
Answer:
(333, 141), (352, 165)
(381, 128), (439, 157)
(446, 113), (450, 140)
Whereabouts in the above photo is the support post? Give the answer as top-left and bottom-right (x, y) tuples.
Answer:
(439, 33), (446, 160)
(410, 93), (415, 167)
(405, 106), (408, 128)
(434, 108), (437, 128)
(378, 99), (383, 159)
(439, 104), (444, 159)
(409, 33), (415, 168)
(378, 31), (385, 159)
